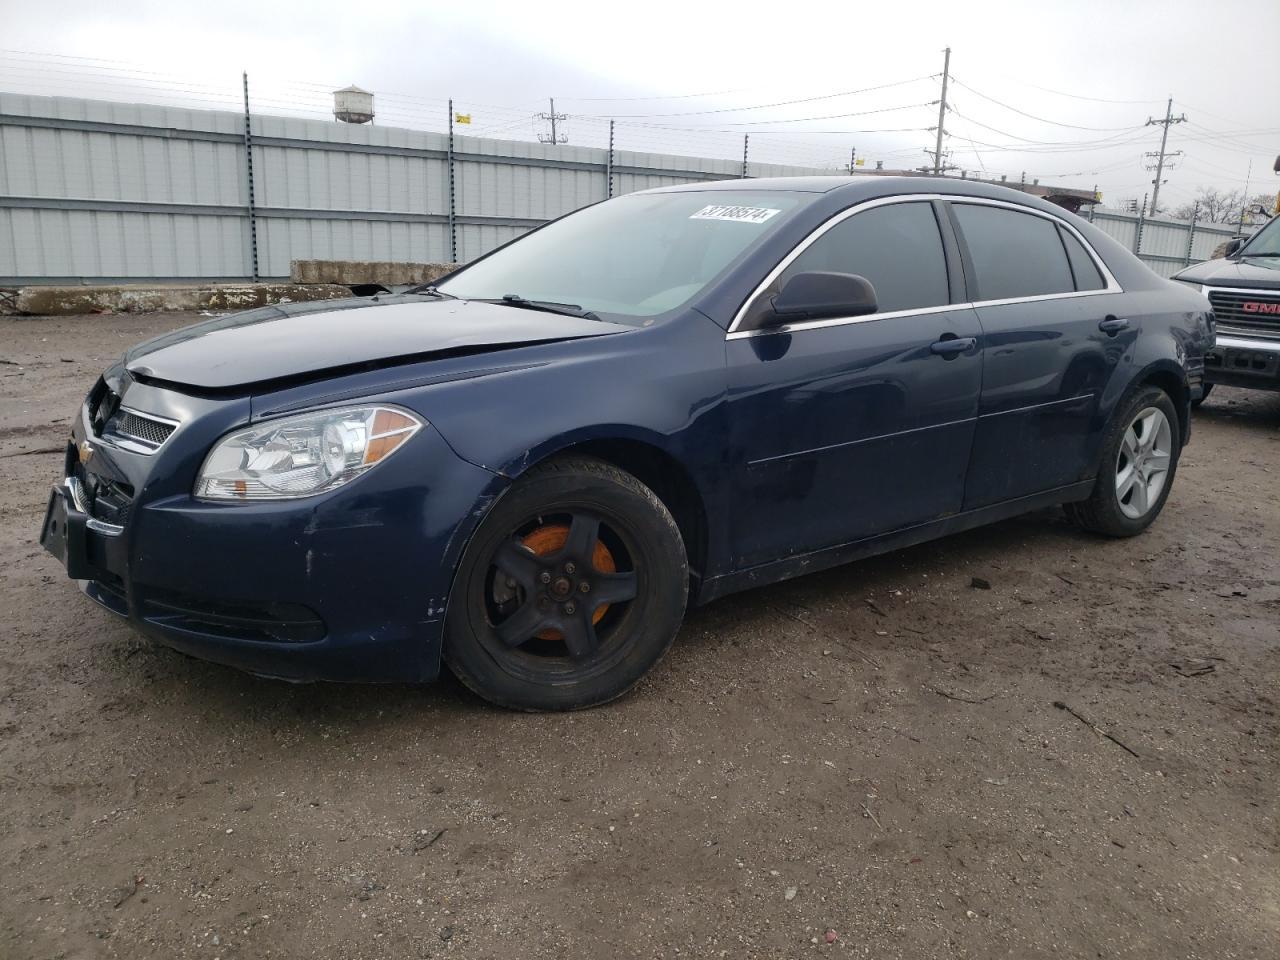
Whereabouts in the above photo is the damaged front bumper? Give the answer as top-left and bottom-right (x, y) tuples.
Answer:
(39, 373), (505, 683)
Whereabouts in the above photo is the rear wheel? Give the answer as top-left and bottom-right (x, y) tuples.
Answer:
(1065, 386), (1181, 537)
(444, 457), (688, 710)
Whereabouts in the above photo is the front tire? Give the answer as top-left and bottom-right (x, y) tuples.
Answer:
(1065, 385), (1181, 537)
(444, 457), (688, 711)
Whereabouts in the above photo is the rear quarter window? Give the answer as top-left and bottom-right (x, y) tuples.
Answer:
(1059, 226), (1106, 291)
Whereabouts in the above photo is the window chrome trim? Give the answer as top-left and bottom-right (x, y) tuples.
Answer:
(725, 193), (1122, 341)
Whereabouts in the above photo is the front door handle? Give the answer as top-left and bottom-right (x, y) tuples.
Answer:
(1098, 316), (1130, 335)
(930, 336), (977, 357)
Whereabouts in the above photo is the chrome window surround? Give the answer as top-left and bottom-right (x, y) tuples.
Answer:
(725, 194), (1122, 340)
(100, 405), (181, 456)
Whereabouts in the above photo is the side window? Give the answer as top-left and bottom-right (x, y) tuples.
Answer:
(779, 202), (950, 314)
(1059, 226), (1106, 291)
(952, 204), (1074, 301)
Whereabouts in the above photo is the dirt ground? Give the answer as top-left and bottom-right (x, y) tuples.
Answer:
(0, 312), (1276, 960)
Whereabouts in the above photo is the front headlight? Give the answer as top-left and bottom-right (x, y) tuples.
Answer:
(195, 405), (424, 501)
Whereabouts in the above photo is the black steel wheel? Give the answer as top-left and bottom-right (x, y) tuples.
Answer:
(444, 457), (688, 710)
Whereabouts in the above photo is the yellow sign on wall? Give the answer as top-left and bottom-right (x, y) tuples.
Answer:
(455, 113), (472, 125)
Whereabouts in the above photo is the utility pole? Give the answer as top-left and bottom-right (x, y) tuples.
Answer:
(1236, 158), (1254, 236)
(931, 46), (951, 175)
(536, 98), (568, 145)
(1145, 97), (1186, 217)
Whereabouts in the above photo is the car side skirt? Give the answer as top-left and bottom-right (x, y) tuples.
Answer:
(696, 480), (1095, 606)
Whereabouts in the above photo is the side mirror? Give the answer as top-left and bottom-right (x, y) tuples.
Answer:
(770, 271), (878, 323)
(1223, 237), (1244, 257)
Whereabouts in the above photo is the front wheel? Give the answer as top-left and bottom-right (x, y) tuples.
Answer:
(1191, 382), (1213, 408)
(1065, 386), (1181, 537)
(444, 457), (688, 711)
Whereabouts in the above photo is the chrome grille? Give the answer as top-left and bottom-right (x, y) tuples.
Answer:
(104, 407), (177, 452)
(1207, 288), (1280, 339)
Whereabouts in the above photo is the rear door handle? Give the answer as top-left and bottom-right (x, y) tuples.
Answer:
(930, 336), (977, 357)
(1098, 316), (1130, 335)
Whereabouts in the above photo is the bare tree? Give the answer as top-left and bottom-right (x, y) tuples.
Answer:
(1172, 187), (1276, 224)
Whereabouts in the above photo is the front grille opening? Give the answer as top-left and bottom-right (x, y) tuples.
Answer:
(104, 408), (176, 450)
(1208, 290), (1280, 338)
(139, 591), (326, 644)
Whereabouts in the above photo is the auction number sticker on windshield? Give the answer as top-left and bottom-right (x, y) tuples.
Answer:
(690, 204), (781, 224)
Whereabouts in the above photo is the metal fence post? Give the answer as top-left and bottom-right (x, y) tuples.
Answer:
(447, 99), (457, 263)
(741, 135), (748, 179)
(1089, 183), (1097, 222)
(606, 119), (614, 199)
(241, 71), (259, 281)
(1134, 193), (1148, 256)
(1184, 201), (1199, 266)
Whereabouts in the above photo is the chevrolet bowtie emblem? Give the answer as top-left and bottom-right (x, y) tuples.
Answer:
(77, 440), (94, 465)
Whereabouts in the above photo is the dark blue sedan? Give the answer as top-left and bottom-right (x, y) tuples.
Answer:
(41, 177), (1214, 709)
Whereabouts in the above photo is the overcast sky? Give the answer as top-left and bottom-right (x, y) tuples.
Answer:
(3, 0), (1278, 213)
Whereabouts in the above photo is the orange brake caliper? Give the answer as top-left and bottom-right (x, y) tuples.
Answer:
(521, 524), (616, 640)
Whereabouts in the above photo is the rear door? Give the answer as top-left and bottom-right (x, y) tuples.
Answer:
(725, 198), (984, 568)
(947, 200), (1130, 508)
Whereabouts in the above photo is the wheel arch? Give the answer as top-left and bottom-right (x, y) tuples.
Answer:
(512, 436), (711, 601)
(1131, 359), (1190, 445)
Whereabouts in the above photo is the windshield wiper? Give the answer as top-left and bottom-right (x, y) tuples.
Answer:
(1241, 251), (1280, 258)
(404, 284), (456, 298)
(481, 294), (600, 322)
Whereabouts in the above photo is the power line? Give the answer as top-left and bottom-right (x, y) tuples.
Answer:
(949, 77), (1145, 131)
(962, 72), (1164, 106)
(946, 108), (1149, 150)
(557, 88), (743, 102)
(574, 75), (934, 119)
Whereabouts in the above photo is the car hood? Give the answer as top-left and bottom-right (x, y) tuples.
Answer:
(1174, 255), (1280, 288)
(124, 296), (628, 390)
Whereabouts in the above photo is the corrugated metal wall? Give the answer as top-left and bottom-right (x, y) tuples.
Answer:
(1090, 210), (1238, 278)
(1, 93), (842, 283)
(0, 92), (1249, 284)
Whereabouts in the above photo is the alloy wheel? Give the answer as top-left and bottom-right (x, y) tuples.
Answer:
(1115, 406), (1173, 520)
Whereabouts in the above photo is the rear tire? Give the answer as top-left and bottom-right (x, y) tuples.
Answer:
(444, 457), (688, 711)
(1065, 385), (1181, 537)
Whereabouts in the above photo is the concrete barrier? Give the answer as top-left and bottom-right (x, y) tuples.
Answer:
(7, 283), (352, 317)
(290, 260), (460, 286)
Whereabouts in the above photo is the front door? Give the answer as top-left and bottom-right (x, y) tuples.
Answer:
(726, 199), (983, 569)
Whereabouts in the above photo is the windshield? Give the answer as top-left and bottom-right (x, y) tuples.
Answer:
(437, 191), (807, 322)
(1240, 216), (1280, 257)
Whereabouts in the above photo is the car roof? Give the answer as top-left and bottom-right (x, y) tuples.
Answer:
(643, 174), (1066, 212)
